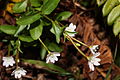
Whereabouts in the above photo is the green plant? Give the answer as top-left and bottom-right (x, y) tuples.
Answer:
(97, 0), (120, 38)
(0, 0), (102, 79)
(0, 0), (73, 77)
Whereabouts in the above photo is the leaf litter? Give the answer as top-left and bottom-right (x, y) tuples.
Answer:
(0, 0), (120, 80)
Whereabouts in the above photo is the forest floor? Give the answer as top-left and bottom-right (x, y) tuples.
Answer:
(0, 0), (120, 80)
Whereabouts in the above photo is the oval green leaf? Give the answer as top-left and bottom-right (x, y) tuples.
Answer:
(102, 0), (119, 16)
(30, 23), (43, 40)
(19, 35), (34, 42)
(113, 17), (120, 36)
(30, 0), (41, 7)
(56, 11), (72, 21)
(41, 0), (60, 15)
(50, 21), (63, 43)
(0, 25), (17, 35)
(17, 13), (41, 25)
(14, 25), (27, 37)
(13, 0), (28, 13)
(107, 5), (120, 25)
(23, 59), (71, 75)
(97, 0), (107, 6)
(40, 45), (47, 60)
(48, 42), (62, 52)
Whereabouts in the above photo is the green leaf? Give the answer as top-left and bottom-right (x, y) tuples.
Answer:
(30, 0), (41, 7)
(102, 0), (119, 16)
(104, 65), (112, 80)
(13, 49), (17, 55)
(13, 0), (28, 13)
(23, 59), (71, 75)
(97, 0), (107, 6)
(48, 42), (62, 52)
(65, 31), (78, 34)
(0, 25), (17, 35)
(30, 23), (43, 40)
(19, 35), (34, 42)
(113, 17), (120, 36)
(17, 13), (41, 25)
(41, 0), (60, 15)
(40, 45), (47, 60)
(56, 11), (72, 21)
(50, 21), (63, 43)
(14, 25), (27, 37)
(43, 0), (48, 5)
(10, 40), (15, 47)
(40, 39), (50, 60)
(107, 5), (120, 25)
(16, 40), (23, 53)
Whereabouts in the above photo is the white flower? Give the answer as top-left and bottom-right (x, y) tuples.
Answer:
(11, 67), (27, 79)
(65, 23), (76, 32)
(2, 56), (15, 67)
(89, 45), (99, 54)
(46, 52), (60, 63)
(88, 52), (101, 71)
(65, 23), (76, 37)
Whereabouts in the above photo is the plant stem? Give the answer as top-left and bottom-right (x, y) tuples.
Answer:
(43, 15), (53, 22)
(15, 49), (19, 68)
(66, 34), (88, 59)
(70, 37), (89, 47)
(38, 38), (51, 54)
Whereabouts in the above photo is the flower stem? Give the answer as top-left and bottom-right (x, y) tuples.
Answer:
(70, 37), (89, 47)
(66, 34), (88, 59)
(15, 49), (19, 68)
(38, 38), (51, 54)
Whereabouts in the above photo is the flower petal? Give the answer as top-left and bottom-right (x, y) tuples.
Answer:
(90, 45), (99, 54)
(4, 63), (9, 67)
(11, 68), (27, 79)
(53, 52), (60, 56)
(2, 57), (7, 60)
(53, 56), (58, 61)
(17, 74), (22, 78)
(67, 33), (75, 37)
(93, 52), (100, 57)
(2, 56), (15, 67)
(93, 61), (100, 66)
(50, 59), (55, 63)
(69, 23), (74, 28)
(65, 23), (76, 32)
(10, 63), (14, 66)
(46, 57), (50, 63)
(88, 62), (94, 71)
(46, 52), (60, 63)
(94, 57), (101, 62)
(69, 23), (76, 29)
